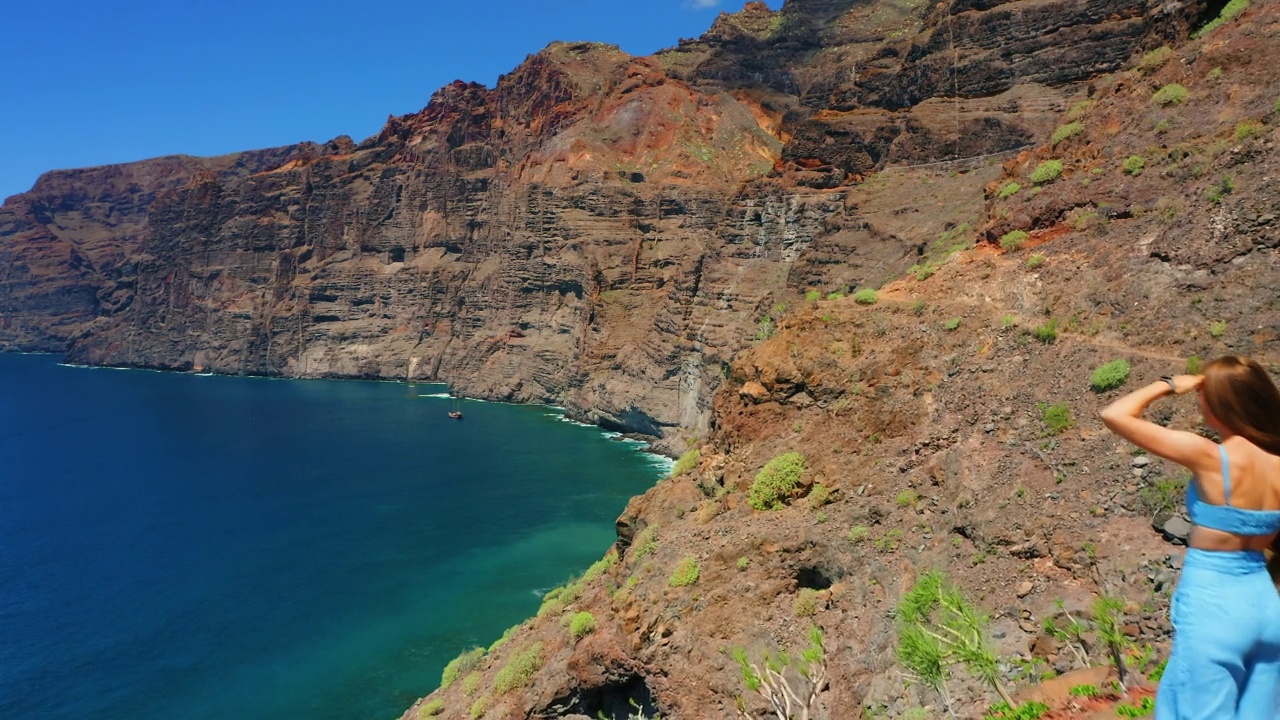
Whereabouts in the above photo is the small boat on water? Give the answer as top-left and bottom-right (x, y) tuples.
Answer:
(448, 411), (463, 419)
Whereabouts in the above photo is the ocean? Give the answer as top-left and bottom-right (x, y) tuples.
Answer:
(0, 353), (666, 719)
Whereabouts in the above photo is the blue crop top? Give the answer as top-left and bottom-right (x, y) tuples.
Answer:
(1186, 445), (1280, 535)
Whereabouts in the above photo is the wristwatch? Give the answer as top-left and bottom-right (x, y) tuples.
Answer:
(1160, 376), (1177, 393)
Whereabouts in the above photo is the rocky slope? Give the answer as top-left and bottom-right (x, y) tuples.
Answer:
(395, 3), (1280, 719)
(0, 0), (1208, 451)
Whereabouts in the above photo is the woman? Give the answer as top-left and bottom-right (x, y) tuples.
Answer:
(1100, 356), (1280, 719)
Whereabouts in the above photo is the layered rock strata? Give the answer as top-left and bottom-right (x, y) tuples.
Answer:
(0, 0), (1204, 448)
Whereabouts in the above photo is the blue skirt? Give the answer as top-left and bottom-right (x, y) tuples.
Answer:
(1157, 549), (1280, 719)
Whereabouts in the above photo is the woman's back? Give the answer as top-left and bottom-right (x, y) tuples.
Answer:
(1196, 438), (1280, 511)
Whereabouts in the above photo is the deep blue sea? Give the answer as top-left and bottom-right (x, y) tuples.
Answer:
(0, 353), (666, 720)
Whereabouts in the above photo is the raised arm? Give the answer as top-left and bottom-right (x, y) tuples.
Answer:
(1099, 375), (1218, 473)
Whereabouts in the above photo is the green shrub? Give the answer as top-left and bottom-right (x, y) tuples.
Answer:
(808, 482), (833, 508)
(794, 588), (819, 617)
(1039, 402), (1074, 435)
(1207, 66), (1224, 81)
(1051, 122), (1084, 146)
(1136, 46), (1173, 73)
(826, 291), (846, 301)
(1235, 120), (1265, 140)
(580, 550), (617, 584)
(1186, 355), (1204, 374)
(461, 671), (482, 696)
(469, 696), (488, 719)
(668, 556), (700, 587)
(897, 488), (920, 507)
(568, 611), (596, 640)
(805, 290), (821, 302)
(1152, 83), (1189, 106)
(737, 556), (749, 570)
(536, 597), (565, 619)
(1000, 230), (1029, 250)
(1123, 155), (1146, 176)
(749, 452), (807, 510)
(1208, 175), (1236, 203)
(853, 288), (878, 305)
(1115, 697), (1156, 717)
(631, 524), (658, 559)
(997, 181), (1022, 199)
(1210, 320), (1228, 338)
(1030, 160), (1064, 184)
(442, 647), (485, 689)
(1032, 319), (1058, 343)
(1137, 472), (1190, 516)
(848, 525), (870, 543)
(944, 318), (961, 331)
(421, 698), (445, 717)
(1026, 254), (1046, 269)
(1068, 684), (1101, 698)
(494, 643), (544, 693)
(1068, 100), (1094, 121)
(1090, 359), (1131, 392)
(982, 701), (1050, 720)
(1193, 0), (1250, 39)
(672, 448), (700, 477)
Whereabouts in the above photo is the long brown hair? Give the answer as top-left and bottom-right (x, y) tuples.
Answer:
(1202, 356), (1280, 456)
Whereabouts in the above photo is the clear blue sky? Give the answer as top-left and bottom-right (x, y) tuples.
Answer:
(0, 0), (781, 202)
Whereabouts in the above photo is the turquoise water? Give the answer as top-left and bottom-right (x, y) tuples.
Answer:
(0, 354), (666, 720)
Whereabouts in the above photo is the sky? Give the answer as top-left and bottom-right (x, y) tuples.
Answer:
(0, 0), (782, 202)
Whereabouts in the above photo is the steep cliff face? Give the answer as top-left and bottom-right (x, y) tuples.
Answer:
(0, 0), (1200, 448)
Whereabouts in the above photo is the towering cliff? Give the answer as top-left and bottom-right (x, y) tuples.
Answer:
(0, 0), (1205, 450)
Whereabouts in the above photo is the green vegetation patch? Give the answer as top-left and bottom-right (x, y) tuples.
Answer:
(1152, 83), (1189, 106)
(1030, 160), (1064, 184)
(469, 695), (488, 719)
(794, 588), (819, 617)
(808, 482), (833, 509)
(1235, 120), (1265, 141)
(1210, 320), (1228, 338)
(1000, 230), (1029, 251)
(442, 647), (486, 689)
(997, 181), (1022, 199)
(982, 701), (1050, 720)
(1123, 155), (1146, 176)
(671, 448), (700, 477)
(1032, 319), (1058, 344)
(421, 698), (445, 717)
(493, 643), (544, 694)
(668, 556), (700, 587)
(1208, 175), (1236, 203)
(1051, 122), (1084, 147)
(630, 523), (659, 560)
(568, 611), (596, 641)
(1136, 46), (1174, 73)
(1026, 254), (1046, 269)
(853, 288), (878, 305)
(1193, 0), (1250, 39)
(943, 318), (961, 331)
(1039, 402), (1073, 435)
(749, 452), (807, 510)
(1090, 359), (1131, 392)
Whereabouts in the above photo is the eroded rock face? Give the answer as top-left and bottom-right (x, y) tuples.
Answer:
(0, 0), (1202, 448)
